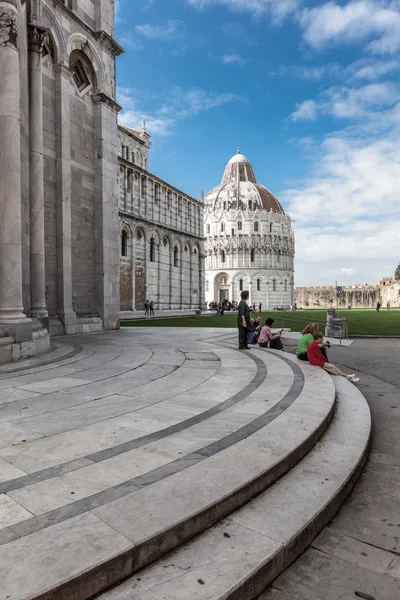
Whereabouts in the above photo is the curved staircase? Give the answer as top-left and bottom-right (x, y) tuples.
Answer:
(0, 330), (371, 600)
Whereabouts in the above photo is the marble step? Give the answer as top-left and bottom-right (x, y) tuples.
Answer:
(0, 352), (336, 600)
(100, 376), (371, 600)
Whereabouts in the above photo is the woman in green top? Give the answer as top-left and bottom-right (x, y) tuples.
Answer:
(296, 323), (330, 361)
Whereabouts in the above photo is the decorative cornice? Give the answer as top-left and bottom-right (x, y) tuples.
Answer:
(92, 92), (123, 113)
(94, 30), (124, 57)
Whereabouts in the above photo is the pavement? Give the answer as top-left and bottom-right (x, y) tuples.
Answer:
(260, 337), (400, 600)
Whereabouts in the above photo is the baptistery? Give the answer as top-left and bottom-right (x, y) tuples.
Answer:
(204, 149), (295, 307)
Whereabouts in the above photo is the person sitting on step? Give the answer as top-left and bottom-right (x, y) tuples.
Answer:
(307, 331), (359, 382)
(296, 323), (330, 361)
(258, 317), (284, 350)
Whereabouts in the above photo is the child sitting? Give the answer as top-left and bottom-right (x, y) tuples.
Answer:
(307, 331), (359, 383)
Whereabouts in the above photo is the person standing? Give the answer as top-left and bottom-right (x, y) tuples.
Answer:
(149, 300), (154, 316)
(144, 300), (149, 316)
(259, 302), (262, 312)
(376, 301), (381, 312)
(387, 301), (390, 311)
(237, 290), (251, 350)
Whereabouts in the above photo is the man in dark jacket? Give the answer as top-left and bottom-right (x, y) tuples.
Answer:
(237, 290), (251, 350)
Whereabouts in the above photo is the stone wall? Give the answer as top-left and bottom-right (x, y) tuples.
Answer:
(295, 283), (400, 309)
(40, 0), (122, 332)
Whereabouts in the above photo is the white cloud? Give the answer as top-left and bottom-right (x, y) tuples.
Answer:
(341, 267), (355, 275)
(290, 99), (318, 121)
(135, 20), (186, 40)
(117, 86), (244, 137)
(349, 58), (400, 80)
(289, 82), (399, 121)
(222, 53), (246, 65)
(298, 0), (400, 55)
(281, 132), (400, 283)
(186, 0), (300, 23)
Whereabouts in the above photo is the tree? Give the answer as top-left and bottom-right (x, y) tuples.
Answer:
(396, 263), (400, 281)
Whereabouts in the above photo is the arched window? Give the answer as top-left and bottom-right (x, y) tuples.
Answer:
(238, 221), (242, 231)
(150, 237), (155, 262)
(206, 281), (209, 292)
(285, 280), (288, 292)
(173, 246), (178, 267)
(269, 222), (273, 233)
(221, 250), (225, 263)
(223, 201), (227, 210)
(219, 276), (227, 285)
(132, 151), (135, 164)
(239, 279), (243, 291)
(249, 200), (252, 211)
(250, 249), (255, 263)
(257, 279), (260, 291)
(121, 230), (128, 257)
(254, 221), (259, 232)
(221, 222), (225, 232)
(272, 279), (276, 292)
(206, 224), (210, 234)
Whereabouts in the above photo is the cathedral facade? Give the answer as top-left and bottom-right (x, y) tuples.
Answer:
(0, 0), (122, 363)
(118, 125), (205, 312)
(204, 150), (295, 307)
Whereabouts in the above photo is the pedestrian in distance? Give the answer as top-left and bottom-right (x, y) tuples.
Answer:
(237, 290), (251, 350)
(307, 331), (359, 383)
(387, 301), (390, 311)
(149, 300), (154, 316)
(144, 300), (149, 316)
(259, 303), (262, 312)
(376, 301), (381, 312)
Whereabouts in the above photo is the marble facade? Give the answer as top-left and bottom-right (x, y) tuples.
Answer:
(0, 0), (122, 363)
(118, 125), (205, 311)
(204, 150), (295, 307)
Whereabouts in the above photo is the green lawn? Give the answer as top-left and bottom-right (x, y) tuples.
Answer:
(121, 307), (400, 336)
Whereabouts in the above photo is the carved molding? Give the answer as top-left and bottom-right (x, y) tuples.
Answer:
(28, 25), (47, 53)
(0, 4), (18, 50)
(92, 92), (123, 113)
(94, 30), (124, 57)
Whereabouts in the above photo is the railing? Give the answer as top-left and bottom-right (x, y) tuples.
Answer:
(269, 315), (348, 346)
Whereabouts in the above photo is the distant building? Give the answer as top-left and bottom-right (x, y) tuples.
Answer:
(295, 277), (400, 308)
(204, 149), (295, 307)
(118, 125), (205, 311)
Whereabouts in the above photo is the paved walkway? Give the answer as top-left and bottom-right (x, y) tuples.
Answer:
(261, 337), (400, 600)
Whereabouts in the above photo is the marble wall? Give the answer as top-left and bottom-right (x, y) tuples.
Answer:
(118, 126), (205, 311)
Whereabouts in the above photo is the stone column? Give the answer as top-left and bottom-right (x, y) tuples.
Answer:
(92, 92), (122, 330)
(28, 25), (48, 320)
(0, 1), (31, 338)
(55, 63), (76, 331)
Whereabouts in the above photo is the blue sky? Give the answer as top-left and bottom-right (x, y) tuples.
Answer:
(115, 0), (400, 287)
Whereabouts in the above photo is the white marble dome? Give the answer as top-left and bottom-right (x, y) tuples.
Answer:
(204, 149), (295, 308)
(205, 148), (284, 215)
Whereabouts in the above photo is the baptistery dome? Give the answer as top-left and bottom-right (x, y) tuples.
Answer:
(205, 148), (284, 215)
(204, 149), (295, 307)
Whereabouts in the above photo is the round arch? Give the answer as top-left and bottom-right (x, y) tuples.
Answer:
(42, 4), (67, 65)
(66, 33), (105, 90)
